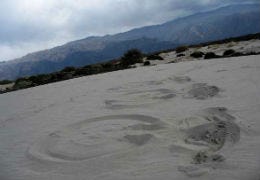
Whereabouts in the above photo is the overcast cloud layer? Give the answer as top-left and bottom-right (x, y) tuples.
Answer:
(0, 0), (258, 61)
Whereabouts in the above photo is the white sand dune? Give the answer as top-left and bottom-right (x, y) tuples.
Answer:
(157, 39), (260, 64)
(0, 83), (14, 91)
(0, 54), (260, 180)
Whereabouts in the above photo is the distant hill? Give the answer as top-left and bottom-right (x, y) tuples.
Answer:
(0, 3), (260, 80)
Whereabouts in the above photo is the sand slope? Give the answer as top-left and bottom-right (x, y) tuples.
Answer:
(0, 55), (260, 180)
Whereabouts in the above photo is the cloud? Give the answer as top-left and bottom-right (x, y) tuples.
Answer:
(0, 0), (258, 61)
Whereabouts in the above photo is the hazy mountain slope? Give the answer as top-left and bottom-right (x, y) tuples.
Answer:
(109, 4), (260, 43)
(0, 4), (259, 80)
(0, 39), (175, 79)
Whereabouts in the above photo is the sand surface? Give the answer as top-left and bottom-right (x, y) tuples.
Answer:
(0, 55), (260, 180)
(0, 83), (14, 91)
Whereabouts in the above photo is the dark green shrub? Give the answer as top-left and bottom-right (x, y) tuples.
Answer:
(247, 51), (258, 55)
(29, 74), (52, 85)
(53, 72), (73, 81)
(143, 61), (151, 66)
(102, 62), (115, 71)
(61, 66), (76, 73)
(146, 54), (164, 60)
(74, 67), (91, 76)
(48, 73), (58, 82)
(76, 64), (104, 75)
(232, 52), (243, 56)
(14, 78), (33, 89)
(204, 52), (219, 59)
(190, 51), (204, 58)
(89, 64), (103, 74)
(176, 46), (188, 54)
(177, 54), (185, 57)
(62, 72), (74, 80)
(121, 49), (143, 67)
(0, 80), (12, 85)
(223, 49), (235, 56)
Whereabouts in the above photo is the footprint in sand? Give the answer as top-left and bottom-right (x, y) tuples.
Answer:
(172, 107), (240, 177)
(170, 76), (192, 84)
(107, 80), (164, 93)
(105, 88), (176, 109)
(183, 83), (221, 100)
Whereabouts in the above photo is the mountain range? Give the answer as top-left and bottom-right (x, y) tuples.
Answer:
(0, 3), (260, 80)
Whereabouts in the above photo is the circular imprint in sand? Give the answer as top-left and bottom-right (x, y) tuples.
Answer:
(27, 115), (165, 163)
(105, 88), (176, 109)
(170, 76), (192, 83)
(108, 81), (164, 93)
(184, 83), (220, 100)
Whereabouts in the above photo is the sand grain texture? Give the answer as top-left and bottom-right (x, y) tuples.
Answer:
(0, 55), (260, 180)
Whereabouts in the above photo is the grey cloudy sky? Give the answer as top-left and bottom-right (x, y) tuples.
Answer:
(0, 0), (258, 61)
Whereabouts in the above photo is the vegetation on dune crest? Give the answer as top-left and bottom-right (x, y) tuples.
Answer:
(13, 78), (33, 90)
(61, 66), (76, 73)
(121, 49), (144, 67)
(176, 46), (188, 54)
(190, 51), (204, 58)
(143, 61), (151, 66)
(1, 33), (260, 94)
(0, 80), (13, 85)
(223, 49), (235, 56)
(146, 54), (164, 60)
(0, 49), (145, 93)
(204, 52), (219, 59)
(176, 54), (185, 57)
